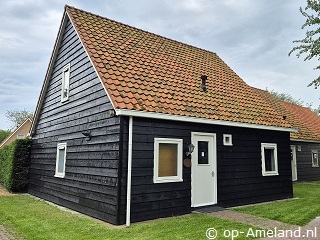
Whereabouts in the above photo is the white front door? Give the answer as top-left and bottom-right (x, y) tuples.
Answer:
(291, 145), (298, 181)
(191, 132), (217, 207)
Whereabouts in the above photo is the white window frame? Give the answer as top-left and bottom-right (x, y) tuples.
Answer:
(312, 150), (319, 167)
(223, 134), (233, 146)
(55, 143), (67, 178)
(154, 138), (183, 183)
(17, 134), (25, 139)
(261, 143), (279, 176)
(61, 63), (70, 102)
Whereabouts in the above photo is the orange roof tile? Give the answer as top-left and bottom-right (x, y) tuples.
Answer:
(255, 88), (320, 141)
(66, 6), (291, 129)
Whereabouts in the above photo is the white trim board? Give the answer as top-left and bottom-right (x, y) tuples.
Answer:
(291, 138), (320, 143)
(115, 109), (297, 132)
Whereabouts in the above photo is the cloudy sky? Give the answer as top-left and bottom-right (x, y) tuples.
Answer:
(0, 0), (318, 130)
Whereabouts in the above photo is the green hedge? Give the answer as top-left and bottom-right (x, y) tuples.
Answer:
(0, 138), (31, 192)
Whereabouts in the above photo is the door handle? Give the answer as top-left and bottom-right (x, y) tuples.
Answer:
(212, 171), (214, 177)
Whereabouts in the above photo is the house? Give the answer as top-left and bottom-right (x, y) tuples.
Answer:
(29, 5), (295, 225)
(255, 88), (320, 181)
(0, 118), (33, 148)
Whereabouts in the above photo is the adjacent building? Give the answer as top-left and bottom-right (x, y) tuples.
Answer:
(0, 118), (32, 148)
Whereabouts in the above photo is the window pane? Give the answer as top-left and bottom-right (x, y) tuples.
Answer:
(312, 152), (318, 166)
(198, 141), (209, 164)
(58, 148), (65, 173)
(264, 148), (275, 171)
(158, 143), (178, 177)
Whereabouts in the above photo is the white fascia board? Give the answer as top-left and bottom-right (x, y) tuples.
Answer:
(291, 138), (320, 143)
(31, 10), (117, 136)
(66, 11), (116, 111)
(115, 109), (297, 133)
(30, 11), (68, 135)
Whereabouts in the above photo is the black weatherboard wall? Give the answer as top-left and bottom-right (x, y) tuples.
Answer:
(118, 117), (293, 224)
(29, 18), (122, 224)
(293, 141), (320, 181)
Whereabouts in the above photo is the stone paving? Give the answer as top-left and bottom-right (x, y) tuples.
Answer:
(204, 209), (320, 240)
(0, 225), (18, 240)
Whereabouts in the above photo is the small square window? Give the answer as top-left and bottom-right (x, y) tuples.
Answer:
(223, 134), (233, 146)
(154, 138), (183, 183)
(297, 145), (302, 152)
(312, 150), (319, 167)
(17, 134), (25, 139)
(261, 143), (278, 176)
(61, 64), (70, 102)
(55, 143), (67, 178)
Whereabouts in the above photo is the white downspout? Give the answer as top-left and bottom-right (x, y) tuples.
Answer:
(126, 116), (133, 226)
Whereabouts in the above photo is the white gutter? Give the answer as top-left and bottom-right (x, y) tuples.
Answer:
(115, 109), (297, 133)
(126, 116), (133, 226)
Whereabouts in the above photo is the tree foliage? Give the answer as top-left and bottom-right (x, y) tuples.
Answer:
(0, 130), (11, 143)
(5, 109), (33, 130)
(289, 0), (320, 88)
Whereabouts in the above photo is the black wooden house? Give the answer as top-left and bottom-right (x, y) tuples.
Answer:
(29, 5), (295, 225)
(256, 88), (320, 182)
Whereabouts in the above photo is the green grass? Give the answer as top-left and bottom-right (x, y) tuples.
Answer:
(0, 195), (258, 240)
(233, 181), (320, 226)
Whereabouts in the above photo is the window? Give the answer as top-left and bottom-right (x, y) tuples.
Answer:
(312, 150), (319, 167)
(261, 143), (278, 176)
(61, 64), (70, 102)
(154, 138), (183, 183)
(223, 134), (233, 146)
(55, 143), (67, 178)
(17, 134), (25, 139)
(297, 145), (302, 152)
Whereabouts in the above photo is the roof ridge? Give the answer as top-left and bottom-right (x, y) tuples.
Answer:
(280, 99), (312, 111)
(65, 5), (218, 57)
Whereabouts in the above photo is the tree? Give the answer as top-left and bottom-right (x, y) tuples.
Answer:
(5, 109), (33, 130)
(289, 0), (320, 88)
(0, 130), (11, 143)
(268, 89), (305, 106)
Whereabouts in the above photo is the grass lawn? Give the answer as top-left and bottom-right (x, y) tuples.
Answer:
(233, 181), (320, 226)
(0, 195), (258, 240)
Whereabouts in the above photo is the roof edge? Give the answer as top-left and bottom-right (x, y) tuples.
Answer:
(30, 8), (69, 135)
(115, 109), (297, 133)
(65, 7), (117, 111)
(291, 138), (320, 143)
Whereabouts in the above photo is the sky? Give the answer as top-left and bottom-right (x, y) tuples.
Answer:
(0, 0), (319, 130)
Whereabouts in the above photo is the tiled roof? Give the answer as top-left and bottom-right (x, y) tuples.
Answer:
(281, 101), (320, 140)
(65, 5), (291, 128)
(255, 88), (320, 141)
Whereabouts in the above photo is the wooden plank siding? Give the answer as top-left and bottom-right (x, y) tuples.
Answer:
(293, 141), (320, 181)
(118, 117), (293, 224)
(29, 17), (122, 225)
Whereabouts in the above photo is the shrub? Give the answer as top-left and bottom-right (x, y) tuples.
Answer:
(0, 138), (31, 192)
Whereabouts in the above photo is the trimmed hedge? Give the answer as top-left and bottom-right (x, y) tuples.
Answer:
(0, 138), (31, 192)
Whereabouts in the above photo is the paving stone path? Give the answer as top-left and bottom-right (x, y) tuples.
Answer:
(0, 225), (18, 240)
(205, 209), (320, 240)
